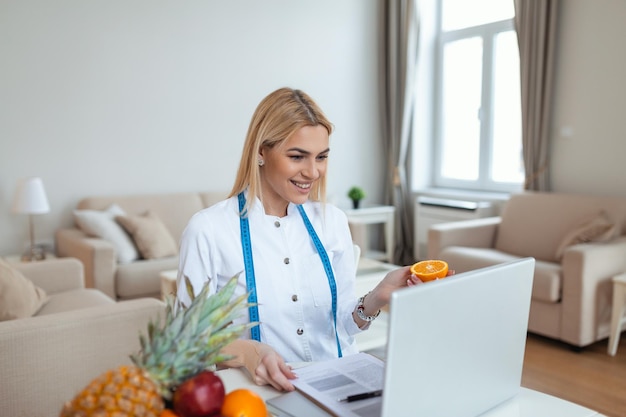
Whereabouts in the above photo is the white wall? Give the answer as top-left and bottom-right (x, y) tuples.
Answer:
(0, 0), (383, 256)
(551, 0), (626, 195)
(3, 0), (625, 258)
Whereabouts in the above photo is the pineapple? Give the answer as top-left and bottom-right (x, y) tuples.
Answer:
(60, 274), (252, 417)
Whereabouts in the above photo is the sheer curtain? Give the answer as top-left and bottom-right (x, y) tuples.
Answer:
(514, 0), (560, 191)
(381, 0), (420, 265)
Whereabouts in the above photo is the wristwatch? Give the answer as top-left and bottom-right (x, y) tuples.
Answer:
(356, 292), (381, 322)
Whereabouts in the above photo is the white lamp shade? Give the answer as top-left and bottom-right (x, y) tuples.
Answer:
(12, 177), (50, 214)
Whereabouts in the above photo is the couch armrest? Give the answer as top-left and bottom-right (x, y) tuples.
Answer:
(14, 258), (84, 294)
(0, 297), (165, 417)
(427, 216), (501, 259)
(561, 236), (626, 346)
(55, 228), (117, 299)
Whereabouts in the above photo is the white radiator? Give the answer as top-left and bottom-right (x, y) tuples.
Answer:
(414, 196), (496, 261)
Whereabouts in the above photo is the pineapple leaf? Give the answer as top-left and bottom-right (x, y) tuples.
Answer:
(184, 274), (195, 302)
(136, 272), (254, 394)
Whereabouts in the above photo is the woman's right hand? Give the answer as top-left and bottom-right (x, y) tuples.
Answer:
(248, 342), (297, 391)
(219, 339), (296, 391)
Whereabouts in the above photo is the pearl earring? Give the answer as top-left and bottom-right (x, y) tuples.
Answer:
(258, 159), (265, 166)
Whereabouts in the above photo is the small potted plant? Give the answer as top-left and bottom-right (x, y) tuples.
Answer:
(347, 186), (366, 209)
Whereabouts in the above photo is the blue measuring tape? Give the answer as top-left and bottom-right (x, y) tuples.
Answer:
(238, 193), (261, 342)
(237, 192), (343, 357)
(296, 205), (343, 358)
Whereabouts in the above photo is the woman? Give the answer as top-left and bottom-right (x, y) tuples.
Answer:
(177, 87), (420, 391)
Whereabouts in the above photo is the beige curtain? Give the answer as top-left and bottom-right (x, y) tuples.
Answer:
(381, 0), (419, 264)
(514, 0), (560, 191)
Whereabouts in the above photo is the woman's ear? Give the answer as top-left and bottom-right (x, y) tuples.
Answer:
(257, 149), (265, 167)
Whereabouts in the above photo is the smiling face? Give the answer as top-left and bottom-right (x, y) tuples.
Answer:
(258, 125), (329, 217)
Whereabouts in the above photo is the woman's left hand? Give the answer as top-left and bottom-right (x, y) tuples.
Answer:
(370, 266), (415, 306)
(364, 265), (455, 313)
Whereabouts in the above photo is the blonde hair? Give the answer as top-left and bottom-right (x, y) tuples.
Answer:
(229, 87), (334, 214)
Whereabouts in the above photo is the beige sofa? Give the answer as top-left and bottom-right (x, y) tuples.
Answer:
(428, 191), (626, 349)
(0, 257), (165, 417)
(55, 191), (228, 300)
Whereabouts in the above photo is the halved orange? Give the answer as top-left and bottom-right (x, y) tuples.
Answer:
(410, 260), (449, 282)
(221, 388), (267, 417)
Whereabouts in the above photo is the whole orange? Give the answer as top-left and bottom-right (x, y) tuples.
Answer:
(160, 410), (180, 417)
(410, 260), (449, 282)
(221, 388), (267, 417)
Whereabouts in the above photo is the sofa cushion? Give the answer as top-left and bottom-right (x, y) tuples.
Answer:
(554, 211), (617, 260)
(438, 246), (519, 273)
(531, 260), (562, 303)
(0, 259), (48, 321)
(115, 257), (179, 299)
(439, 246), (562, 303)
(116, 211), (178, 260)
(36, 288), (114, 316)
(73, 204), (139, 264)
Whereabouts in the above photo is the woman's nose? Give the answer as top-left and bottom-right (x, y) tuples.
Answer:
(302, 160), (320, 179)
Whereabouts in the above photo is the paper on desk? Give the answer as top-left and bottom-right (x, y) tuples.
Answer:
(291, 352), (384, 417)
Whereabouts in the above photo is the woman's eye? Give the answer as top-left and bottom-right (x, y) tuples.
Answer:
(317, 154), (329, 161)
(289, 155), (304, 161)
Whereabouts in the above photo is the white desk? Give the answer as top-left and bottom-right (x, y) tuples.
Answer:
(215, 258), (603, 416)
(344, 205), (395, 263)
(216, 367), (603, 417)
(480, 389), (602, 417)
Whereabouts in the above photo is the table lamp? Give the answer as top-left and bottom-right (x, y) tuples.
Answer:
(12, 177), (50, 261)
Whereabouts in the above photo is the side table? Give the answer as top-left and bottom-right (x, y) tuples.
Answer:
(608, 272), (626, 356)
(3, 253), (57, 264)
(160, 269), (178, 301)
(344, 205), (395, 263)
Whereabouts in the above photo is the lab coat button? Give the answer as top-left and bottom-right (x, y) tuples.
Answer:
(274, 221), (280, 228)
(297, 328), (304, 335)
(284, 258), (290, 264)
(292, 294), (298, 302)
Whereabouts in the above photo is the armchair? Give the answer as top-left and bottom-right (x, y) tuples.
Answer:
(0, 258), (165, 416)
(427, 191), (626, 349)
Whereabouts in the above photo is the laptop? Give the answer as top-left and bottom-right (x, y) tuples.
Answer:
(267, 258), (535, 417)
(381, 257), (535, 417)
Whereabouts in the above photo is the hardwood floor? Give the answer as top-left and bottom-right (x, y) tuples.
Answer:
(521, 332), (626, 417)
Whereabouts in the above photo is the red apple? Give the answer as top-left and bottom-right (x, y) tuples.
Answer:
(173, 371), (225, 417)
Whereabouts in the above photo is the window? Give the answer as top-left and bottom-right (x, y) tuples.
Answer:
(431, 0), (522, 192)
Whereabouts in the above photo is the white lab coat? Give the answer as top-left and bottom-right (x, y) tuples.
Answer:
(177, 193), (362, 363)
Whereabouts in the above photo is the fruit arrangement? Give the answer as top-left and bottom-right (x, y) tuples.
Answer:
(59, 274), (267, 417)
(410, 260), (449, 282)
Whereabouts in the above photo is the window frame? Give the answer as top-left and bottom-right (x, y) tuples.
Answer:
(432, 9), (522, 193)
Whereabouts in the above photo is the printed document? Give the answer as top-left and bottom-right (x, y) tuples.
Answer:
(290, 352), (384, 417)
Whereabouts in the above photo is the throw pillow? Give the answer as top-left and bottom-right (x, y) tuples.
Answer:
(73, 204), (139, 264)
(116, 211), (178, 259)
(0, 259), (48, 321)
(555, 211), (617, 259)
